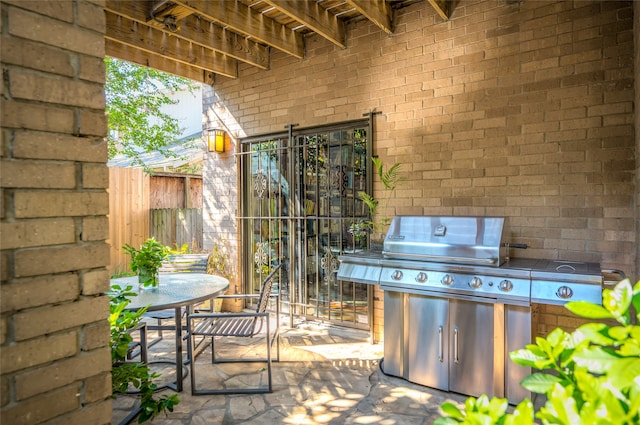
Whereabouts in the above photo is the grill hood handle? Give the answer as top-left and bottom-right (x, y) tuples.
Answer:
(503, 243), (528, 249)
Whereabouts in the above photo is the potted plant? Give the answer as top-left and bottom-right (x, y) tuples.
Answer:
(207, 238), (241, 312)
(349, 157), (404, 250)
(123, 238), (170, 288)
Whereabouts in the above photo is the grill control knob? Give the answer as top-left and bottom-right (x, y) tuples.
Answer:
(391, 270), (403, 281)
(441, 274), (454, 286)
(556, 286), (574, 300)
(416, 272), (428, 283)
(499, 279), (514, 292)
(469, 277), (482, 289)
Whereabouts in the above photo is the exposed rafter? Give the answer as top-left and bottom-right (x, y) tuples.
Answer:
(263, 0), (346, 48)
(105, 39), (215, 85)
(427, 0), (451, 20)
(174, 0), (305, 58)
(103, 1), (456, 83)
(345, 0), (394, 34)
(105, 0), (269, 69)
(105, 12), (238, 78)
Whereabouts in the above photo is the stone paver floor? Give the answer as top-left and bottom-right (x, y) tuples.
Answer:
(112, 318), (475, 425)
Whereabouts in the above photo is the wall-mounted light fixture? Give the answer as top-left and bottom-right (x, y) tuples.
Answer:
(207, 129), (228, 153)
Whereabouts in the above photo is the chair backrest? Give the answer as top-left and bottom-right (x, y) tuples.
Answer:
(159, 253), (210, 273)
(255, 264), (282, 314)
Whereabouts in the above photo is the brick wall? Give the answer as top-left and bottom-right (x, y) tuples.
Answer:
(204, 0), (636, 340)
(0, 1), (112, 424)
(202, 86), (242, 303)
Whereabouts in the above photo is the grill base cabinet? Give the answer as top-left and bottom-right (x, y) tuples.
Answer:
(383, 290), (531, 403)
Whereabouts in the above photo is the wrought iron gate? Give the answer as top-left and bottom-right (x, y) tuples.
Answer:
(239, 118), (373, 329)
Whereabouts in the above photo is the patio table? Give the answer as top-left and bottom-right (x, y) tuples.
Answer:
(110, 273), (229, 392)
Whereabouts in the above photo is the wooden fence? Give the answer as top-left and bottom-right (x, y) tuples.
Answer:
(150, 208), (203, 252)
(108, 167), (150, 274)
(108, 167), (203, 274)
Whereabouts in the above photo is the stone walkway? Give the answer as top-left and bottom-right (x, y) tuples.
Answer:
(112, 320), (469, 425)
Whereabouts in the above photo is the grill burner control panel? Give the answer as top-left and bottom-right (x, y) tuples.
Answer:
(379, 267), (531, 305)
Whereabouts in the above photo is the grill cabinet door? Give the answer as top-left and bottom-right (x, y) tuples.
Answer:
(407, 294), (449, 389)
(449, 299), (495, 397)
(383, 291), (404, 378)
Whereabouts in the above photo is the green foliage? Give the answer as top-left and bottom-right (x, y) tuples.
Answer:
(105, 57), (198, 171)
(435, 278), (640, 425)
(123, 238), (170, 287)
(351, 157), (404, 238)
(109, 285), (179, 423)
(208, 239), (233, 279)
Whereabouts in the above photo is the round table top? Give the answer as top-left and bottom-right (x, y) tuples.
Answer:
(110, 273), (230, 311)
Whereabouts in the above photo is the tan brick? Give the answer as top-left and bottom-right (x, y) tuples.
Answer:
(82, 163), (108, 189)
(81, 216), (108, 242)
(14, 243), (110, 278)
(14, 191), (108, 218)
(0, 36), (74, 77)
(82, 320), (109, 351)
(13, 131), (107, 162)
(0, 160), (76, 189)
(0, 274), (79, 312)
(8, 7), (104, 57)
(0, 100), (75, 133)
(82, 268), (110, 295)
(0, 331), (77, 374)
(16, 347), (110, 400)
(0, 251), (10, 281)
(0, 384), (81, 425)
(1, 374), (9, 407)
(14, 296), (109, 341)
(44, 398), (112, 425)
(77, 1), (106, 33)
(9, 70), (105, 110)
(0, 316), (6, 345)
(83, 373), (111, 405)
(1, 218), (75, 250)
(2, 0), (73, 23)
(78, 109), (108, 138)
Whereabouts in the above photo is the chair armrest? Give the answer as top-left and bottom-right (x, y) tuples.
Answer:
(216, 294), (260, 300)
(189, 311), (269, 320)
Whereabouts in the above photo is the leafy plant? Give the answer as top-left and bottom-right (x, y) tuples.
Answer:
(105, 57), (198, 171)
(208, 238), (233, 279)
(123, 238), (170, 287)
(109, 285), (179, 423)
(435, 278), (640, 425)
(350, 157), (404, 241)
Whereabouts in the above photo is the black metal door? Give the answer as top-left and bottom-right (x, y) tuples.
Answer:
(239, 119), (373, 329)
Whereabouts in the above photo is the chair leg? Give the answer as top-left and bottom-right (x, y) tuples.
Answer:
(190, 336), (273, 395)
(139, 323), (148, 364)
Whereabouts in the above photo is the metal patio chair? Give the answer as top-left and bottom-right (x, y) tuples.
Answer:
(145, 253), (211, 347)
(186, 264), (282, 395)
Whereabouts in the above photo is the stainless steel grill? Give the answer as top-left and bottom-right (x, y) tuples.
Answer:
(337, 215), (606, 403)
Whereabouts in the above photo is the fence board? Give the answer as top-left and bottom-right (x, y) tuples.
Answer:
(151, 208), (203, 252)
(108, 167), (150, 274)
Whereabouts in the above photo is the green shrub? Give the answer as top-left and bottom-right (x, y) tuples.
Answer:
(110, 285), (179, 423)
(435, 278), (640, 425)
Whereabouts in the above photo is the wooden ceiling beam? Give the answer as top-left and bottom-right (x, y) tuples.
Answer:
(105, 0), (269, 69)
(105, 38), (215, 85)
(105, 12), (237, 78)
(345, 0), (393, 34)
(174, 0), (305, 59)
(263, 0), (346, 48)
(427, 0), (451, 20)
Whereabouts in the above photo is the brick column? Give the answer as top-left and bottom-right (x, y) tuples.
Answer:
(202, 86), (241, 308)
(0, 1), (112, 424)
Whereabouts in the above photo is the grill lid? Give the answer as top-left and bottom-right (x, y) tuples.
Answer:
(382, 216), (507, 267)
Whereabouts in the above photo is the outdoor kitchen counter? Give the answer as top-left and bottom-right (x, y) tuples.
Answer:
(337, 250), (384, 284)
